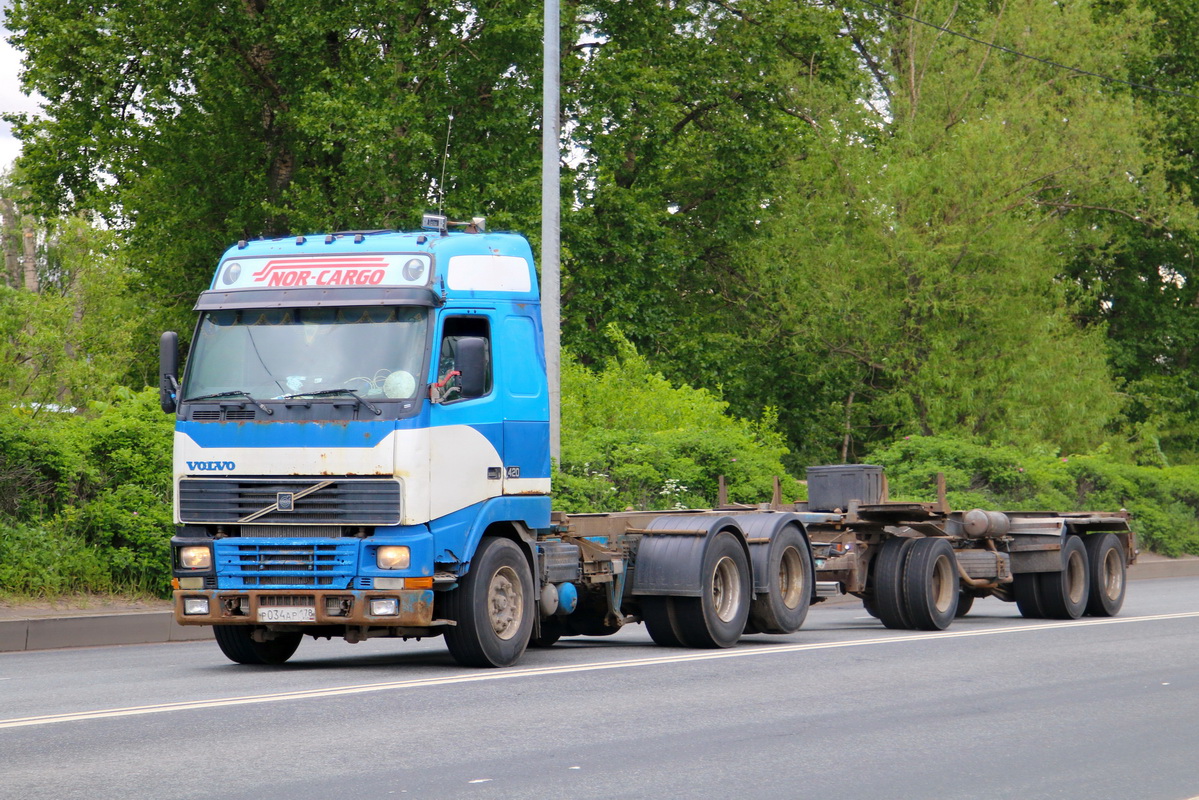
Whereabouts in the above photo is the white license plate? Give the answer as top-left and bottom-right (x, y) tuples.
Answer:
(257, 606), (316, 623)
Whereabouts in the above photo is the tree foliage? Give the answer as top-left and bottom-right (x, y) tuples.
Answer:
(4, 0), (1199, 572)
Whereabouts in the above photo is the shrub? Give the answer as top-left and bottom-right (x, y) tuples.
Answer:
(0, 388), (174, 598)
(868, 434), (1199, 556)
(554, 331), (802, 512)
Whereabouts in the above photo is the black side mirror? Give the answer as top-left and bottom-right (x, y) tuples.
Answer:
(455, 336), (488, 398)
(159, 331), (180, 413)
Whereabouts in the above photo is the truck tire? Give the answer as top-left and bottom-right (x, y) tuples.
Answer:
(902, 537), (959, 630)
(1084, 533), (1126, 617)
(955, 590), (975, 618)
(873, 537), (916, 630)
(1038, 535), (1090, 619)
(213, 625), (302, 665)
(444, 536), (534, 667)
(529, 619), (562, 648)
(748, 524), (812, 635)
(672, 530), (751, 648)
(641, 596), (687, 647)
(1013, 572), (1045, 618)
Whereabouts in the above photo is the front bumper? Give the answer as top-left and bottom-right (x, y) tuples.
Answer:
(173, 589), (436, 628)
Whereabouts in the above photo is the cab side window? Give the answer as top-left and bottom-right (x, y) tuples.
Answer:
(436, 317), (492, 402)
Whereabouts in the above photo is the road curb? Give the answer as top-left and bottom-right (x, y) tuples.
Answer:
(1, 612), (212, 654)
(2, 560), (1196, 654)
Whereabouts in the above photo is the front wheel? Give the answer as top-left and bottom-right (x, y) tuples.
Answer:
(213, 626), (302, 665)
(444, 536), (534, 667)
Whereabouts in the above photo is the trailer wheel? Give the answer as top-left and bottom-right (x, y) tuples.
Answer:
(1084, 533), (1126, 617)
(861, 597), (880, 618)
(748, 524), (812, 634)
(873, 537), (916, 629)
(673, 531), (751, 648)
(444, 536), (534, 667)
(903, 538), (959, 630)
(641, 597), (687, 647)
(1013, 572), (1045, 618)
(213, 625), (301, 665)
(1037, 535), (1090, 620)
(955, 590), (975, 618)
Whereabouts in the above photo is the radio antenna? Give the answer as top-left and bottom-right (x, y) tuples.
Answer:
(438, 113), (454, 216)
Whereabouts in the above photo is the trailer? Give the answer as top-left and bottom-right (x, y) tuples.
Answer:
(160, 219), (1134, 667)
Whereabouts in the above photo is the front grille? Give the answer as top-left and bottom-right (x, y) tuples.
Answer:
(179, 477), (401, 525)
(216, 540), (357, 589)
(189, 409), (257, 421)
(241, 525), (341, 538)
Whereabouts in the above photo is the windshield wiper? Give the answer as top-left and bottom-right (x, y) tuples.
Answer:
(280, 388), (381, 416)
(183, 390), (274, 416)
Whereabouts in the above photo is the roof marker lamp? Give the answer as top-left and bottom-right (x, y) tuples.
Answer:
(377, 546), (411, 570)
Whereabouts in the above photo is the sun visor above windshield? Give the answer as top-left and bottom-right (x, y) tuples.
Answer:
(195, 286), (442, 310)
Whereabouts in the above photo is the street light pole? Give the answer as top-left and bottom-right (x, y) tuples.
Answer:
(541, 0), (561, 465)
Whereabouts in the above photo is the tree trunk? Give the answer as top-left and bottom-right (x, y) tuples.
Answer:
(0, 198), (20, 288)
(22, 225), (38, 293)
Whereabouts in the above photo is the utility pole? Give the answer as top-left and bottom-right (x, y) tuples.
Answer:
(541, 0), (561, 464)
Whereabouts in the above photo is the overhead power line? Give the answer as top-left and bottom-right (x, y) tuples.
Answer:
(848, 0), (1199, 101)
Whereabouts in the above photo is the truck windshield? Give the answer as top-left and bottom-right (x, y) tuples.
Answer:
(181, 306), (428, 402)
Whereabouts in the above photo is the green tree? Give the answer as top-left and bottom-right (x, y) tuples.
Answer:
(1058, 0), (1199, 463)
(6, 0), (546, 338)
(727, 0), (1190, 462)
(0, 174), (139, 408)
(561, 1), (860, 373)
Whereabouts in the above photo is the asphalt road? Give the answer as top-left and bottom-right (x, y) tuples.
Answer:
(2, 578), (1198, 800)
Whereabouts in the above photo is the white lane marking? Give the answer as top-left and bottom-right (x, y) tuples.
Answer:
(3, 610), (1197, 730)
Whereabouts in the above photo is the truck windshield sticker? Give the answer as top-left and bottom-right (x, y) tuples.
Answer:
(216, 254), (431, 290)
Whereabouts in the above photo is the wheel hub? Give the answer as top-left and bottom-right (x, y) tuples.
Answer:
(488, 565), (524, 640)
(712, 556), (742, 623)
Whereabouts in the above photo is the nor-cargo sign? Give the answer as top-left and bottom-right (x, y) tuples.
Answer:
(215, 254), (431, 290)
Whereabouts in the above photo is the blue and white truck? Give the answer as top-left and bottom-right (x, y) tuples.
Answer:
(161, 216), (1135, 667)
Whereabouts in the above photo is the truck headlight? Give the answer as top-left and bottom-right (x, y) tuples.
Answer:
(369, 598), (399, 616)
(183, 597), (210, 616)
(376, 546), (410, 570)
(179, 546), (212, 570)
